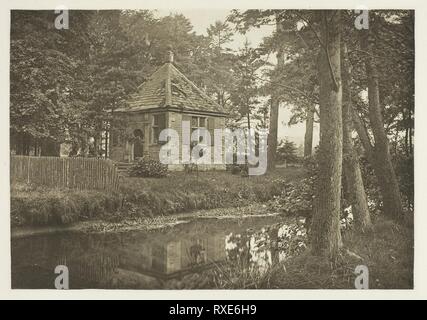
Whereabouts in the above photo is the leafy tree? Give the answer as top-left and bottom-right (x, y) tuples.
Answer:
(276, 138), (298, 164)
(202, 21), (235, 109)
(83, 10), (145, 156)
(229, 40), (264, 130)
(10, 10), (93, 156)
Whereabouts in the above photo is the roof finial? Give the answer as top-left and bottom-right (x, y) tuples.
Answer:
(168, 50), (174, 63)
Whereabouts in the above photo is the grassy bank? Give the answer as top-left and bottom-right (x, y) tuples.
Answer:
(208, 215), (413, 289)
(11, 167), (306, 227)
(11, 183), (122, 227)
(120, 168), (305, 216)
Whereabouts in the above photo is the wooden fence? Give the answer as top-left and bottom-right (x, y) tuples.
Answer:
(11, 156), (120, 190)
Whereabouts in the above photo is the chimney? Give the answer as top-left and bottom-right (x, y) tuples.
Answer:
(168, 50), (174, 63)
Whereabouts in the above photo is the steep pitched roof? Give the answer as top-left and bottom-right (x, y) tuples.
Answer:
(117, 62), (226, 115)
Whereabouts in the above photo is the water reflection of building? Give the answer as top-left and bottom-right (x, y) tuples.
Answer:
(121, 234), (226, 278)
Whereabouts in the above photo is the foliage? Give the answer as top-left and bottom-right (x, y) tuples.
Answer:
(269, 149), (318, 218)
(201, 21), (236, 108)
(347, 11), (414, 148)
(228, 40), (265, 128)
(10, 11), (93, 154)
(268, 177), (314, 215)
(128, 156), (168, 178)
(276, 138), (299, 163)
(268, 148), (362, 230)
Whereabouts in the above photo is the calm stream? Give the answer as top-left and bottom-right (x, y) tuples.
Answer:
(11, 215), (307, 289)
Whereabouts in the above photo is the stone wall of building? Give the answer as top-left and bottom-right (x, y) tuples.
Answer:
(110, 110), (227, 171)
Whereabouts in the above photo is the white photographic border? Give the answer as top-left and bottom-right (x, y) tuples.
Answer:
(0, 0), (424, 300)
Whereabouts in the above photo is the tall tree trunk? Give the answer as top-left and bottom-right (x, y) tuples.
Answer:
(267, 95), (280, 170)
(360, 30), (403, 220)
(246, 111), (251, 130)
(246, 110), (251, 165)
(310, 10), (343, 259)
(304, 107), (315, 158)
(267, 17), (285, 171)
(341, 43), (373, 233)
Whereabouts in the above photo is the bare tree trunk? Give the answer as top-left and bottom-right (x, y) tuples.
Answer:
(247, 111), (251, 130)
(342, 43), (373, 233)
(267, 17), (285, 172)
(267, 96), (280, 170)
(304, 107), (315, 157)
(310, 10), (343, 259)
(360, 30), (403, 220)
(246, 110), (251, 165)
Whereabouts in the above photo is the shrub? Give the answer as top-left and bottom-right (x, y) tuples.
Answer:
(128, 156), (168, 178)
(268, 178), (314, 215)
(276, 139), (299, 164)
(227, 163), (248, 176)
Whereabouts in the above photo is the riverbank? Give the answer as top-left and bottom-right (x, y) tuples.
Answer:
(11, 167), (307, 228)
(11, 203), (285, 238)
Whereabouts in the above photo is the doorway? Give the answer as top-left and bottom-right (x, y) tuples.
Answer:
(133, 129), (144, 159)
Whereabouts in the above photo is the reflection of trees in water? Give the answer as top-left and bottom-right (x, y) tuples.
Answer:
(249, 229), (273, 273)
(54, 235), (121, 287)
(224, 222), (308, 274)
(225, 230), (273, 274)
(12, 233), (121, 288)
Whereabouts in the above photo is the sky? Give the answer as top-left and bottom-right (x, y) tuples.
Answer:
(156, 9), (319, 149)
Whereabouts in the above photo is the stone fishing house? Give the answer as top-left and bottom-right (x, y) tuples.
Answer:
(109, 53), (228, 171)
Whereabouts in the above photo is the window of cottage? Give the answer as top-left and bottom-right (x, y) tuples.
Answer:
(152, 114), (166, 144)
(191, 116), (207, 141)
